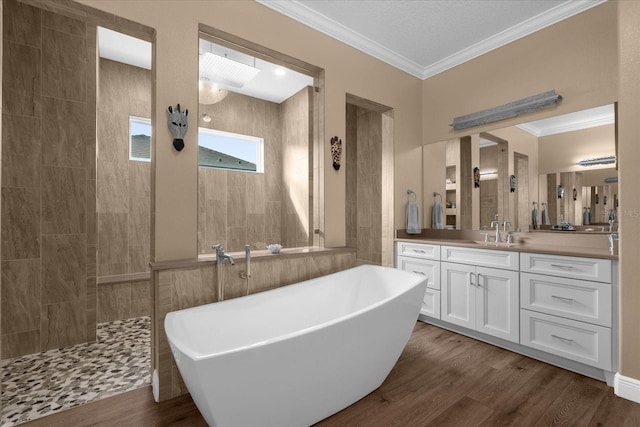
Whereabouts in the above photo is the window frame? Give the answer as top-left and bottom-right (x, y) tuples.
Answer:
(129, 116), (152, 162)
(198, 127), (264, 173)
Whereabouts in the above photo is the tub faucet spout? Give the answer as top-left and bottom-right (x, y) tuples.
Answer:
(213, 244), (235, 265)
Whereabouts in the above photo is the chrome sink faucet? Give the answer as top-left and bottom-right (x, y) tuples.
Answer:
(490, 214), (501, 243)
(213, 244), (235, 265)
(608, 233), (619, 254)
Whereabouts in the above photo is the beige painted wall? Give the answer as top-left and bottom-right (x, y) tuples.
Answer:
(422, 3), (617, 144)
(538, 124), (615, 175)
(77, 0), (423, 255)
(618, 0), (640, 382)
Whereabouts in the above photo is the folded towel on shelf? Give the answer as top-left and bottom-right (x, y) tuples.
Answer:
(432, 202), (444, 229)
(406, 201), (421, 234)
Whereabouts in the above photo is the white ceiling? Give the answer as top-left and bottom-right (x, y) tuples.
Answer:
(258, 0), (606, 79)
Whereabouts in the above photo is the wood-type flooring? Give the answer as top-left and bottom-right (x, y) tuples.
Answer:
(19, 322), (640, 427)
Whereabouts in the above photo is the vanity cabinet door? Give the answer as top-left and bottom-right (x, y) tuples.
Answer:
(441, 262), (475, 329)
(475, 267), (520, 343)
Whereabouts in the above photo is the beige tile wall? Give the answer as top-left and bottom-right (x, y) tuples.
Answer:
(198, 87), (313, 254)
(345, 105), (383, 265)
(153, 249), (356, 401)
(95, 58), (151, 322)
(1, 0), (96, 358)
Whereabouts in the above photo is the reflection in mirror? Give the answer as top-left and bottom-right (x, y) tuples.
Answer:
(528, 104), (617, 230)
(423, 104), (616, 232)
(197, 35), (316, 254)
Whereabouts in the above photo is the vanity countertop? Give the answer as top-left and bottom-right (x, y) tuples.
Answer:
(396, 230), (618, 260)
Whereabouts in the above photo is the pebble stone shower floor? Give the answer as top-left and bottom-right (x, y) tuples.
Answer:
(0, 316), (151, 426)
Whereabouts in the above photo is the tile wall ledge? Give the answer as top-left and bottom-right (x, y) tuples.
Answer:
(97, 272), (151, 286)
(150, 246), (357, 272)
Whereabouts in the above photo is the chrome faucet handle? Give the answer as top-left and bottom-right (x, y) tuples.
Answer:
(503, 219), (512, 232)
(480, 232), (490, 245)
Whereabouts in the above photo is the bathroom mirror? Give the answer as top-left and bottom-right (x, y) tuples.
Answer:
(196, 31), (320, 254)
(423, 103), (617, 231)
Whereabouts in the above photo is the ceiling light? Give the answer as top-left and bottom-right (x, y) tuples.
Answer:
(199, 52), (260, 89)
(274, 67), (286, 77)
(576, 155), (616, 167)
(451, 90), (562, 131)
(202, 113), (212, 123)
(199, 78), (228, 105)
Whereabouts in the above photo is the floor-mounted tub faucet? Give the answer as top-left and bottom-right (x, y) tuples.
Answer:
(213, 244), (234, 302)
(240, 245), (251, 296)
(213, 244), (235, 265)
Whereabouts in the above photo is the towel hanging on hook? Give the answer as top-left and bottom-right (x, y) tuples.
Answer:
(406, 190), (420, 234)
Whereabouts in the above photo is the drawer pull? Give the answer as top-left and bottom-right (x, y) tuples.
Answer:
(412, 249), (427, 254)
(413, 270), (426, 276)
(477, 273), (483, 287)
(550, 264), (574, 270)
(551, 295), (574, 302)
(551, 334), (574, 343)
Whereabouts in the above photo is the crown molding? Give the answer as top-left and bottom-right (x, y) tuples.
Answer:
(516, 111), (614, 137)
(256, 0), (425, 78)
(258, 0), (606, 80)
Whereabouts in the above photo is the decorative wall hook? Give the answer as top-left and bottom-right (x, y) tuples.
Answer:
(330, 136), (342, 171)
(510, 175), (517, 193)
(167, 104), (189, 151)
(473, 167), (480, 188)
(572, 187), (577, 201)
(557, 184), (564, 199)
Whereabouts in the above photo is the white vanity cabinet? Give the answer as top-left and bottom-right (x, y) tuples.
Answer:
(519, 252), (614, 370)
(441, 246), (520, 343)
(395, 242), (441, 319)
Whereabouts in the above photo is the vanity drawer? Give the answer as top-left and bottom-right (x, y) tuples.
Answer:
(420, 288), (441, 320)
(520, 309), (611, 370)
(397, 242), (440, 260)
(441, 246), (519, 271)
(520, 253), (611, 283)
(397, 256), (440, 290)
(520, 273), (612, 327)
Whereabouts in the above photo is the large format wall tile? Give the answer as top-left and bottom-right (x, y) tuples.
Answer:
(41, 300), (86, 350)
(1, 187), (40, 260)
(97, 282), (131, 323)
(97, 213), (128, 276)
(42, 27), (87, 102)
(1, 329), (39, 359)
(41, 234), (86, 305)
(42, 9), (85, 37)
(41, 166), (86, 234)
(1, 259), (40, 334)
(97, 160), (128, 214)
(42, 97), (87, 168)
(97, 109), (128, 163)
(3, 0), (41, 47)
(1, 114), (41, 188)
(2, 41), (41, 118)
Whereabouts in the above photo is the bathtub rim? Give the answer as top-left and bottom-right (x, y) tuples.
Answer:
(164, 264), (427, 362)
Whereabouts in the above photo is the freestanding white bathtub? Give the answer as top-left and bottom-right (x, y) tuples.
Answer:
(164, 264), (427, 427)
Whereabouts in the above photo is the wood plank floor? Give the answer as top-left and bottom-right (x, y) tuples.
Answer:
(19, 322), (640, 427)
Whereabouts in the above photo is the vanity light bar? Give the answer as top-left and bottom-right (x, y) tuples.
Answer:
(450, 90), (562, 131)
(576, 155), (616, 167)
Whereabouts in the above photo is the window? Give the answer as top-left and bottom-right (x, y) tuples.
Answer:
(198, 127), (264, 173)
(129, 116), (152, 162)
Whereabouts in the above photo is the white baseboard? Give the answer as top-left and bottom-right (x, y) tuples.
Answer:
(614, 372), (640, 404)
